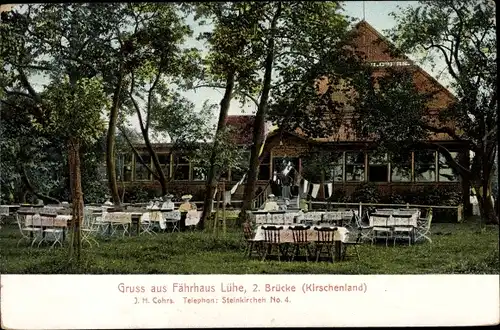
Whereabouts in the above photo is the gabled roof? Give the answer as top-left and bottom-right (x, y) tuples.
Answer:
(352, 20), (457, 102)
(225, 115), (256, 145)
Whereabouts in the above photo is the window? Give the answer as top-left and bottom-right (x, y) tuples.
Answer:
(368, 152), (389, 182)
(390, 153), (412, 182)
(135, 154), (152, 181)
(258, 153), (271, 180)
(326, 152), (344, 182)
(345, 152), (365, 182)
(414, 150), (436, 182)
(173, 155), (190, 181)
(156, 154), (170, 179)
(192, 163), (207, 181)
(438, 151), (460, 182)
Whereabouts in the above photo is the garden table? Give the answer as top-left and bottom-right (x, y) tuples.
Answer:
(253, 225), (349, 261)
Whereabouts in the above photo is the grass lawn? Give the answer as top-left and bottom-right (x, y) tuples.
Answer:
(0, 216), (498, 274)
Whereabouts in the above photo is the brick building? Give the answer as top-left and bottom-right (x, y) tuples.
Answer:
(113, 21), (469, 206)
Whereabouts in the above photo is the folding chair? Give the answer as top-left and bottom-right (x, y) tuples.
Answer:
(16, 209), (42, 247)
(415, 209), (433, 243)
(82, 210), (100, 247)
(164, 210), (181, 232)
(370, 213), (393, 246)
(392, 214), (414, 246)
(38, 211), (64, 248)
(140, 211), (157, 236)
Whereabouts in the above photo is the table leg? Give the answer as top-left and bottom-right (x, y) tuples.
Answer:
(335, 241), (342, 261)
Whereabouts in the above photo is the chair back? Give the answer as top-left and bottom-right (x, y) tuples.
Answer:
(164, 210), (181, 221)
(370, 213), (391, 227)
(262, 225), (282, 243)
(243, 222), (254, 240)
(391, 213), (413, 226)
(39, 211), (57, 227)
(314, 226), (338, 243)
(0, 206), (9, 217)
(290, 225), (310, 243)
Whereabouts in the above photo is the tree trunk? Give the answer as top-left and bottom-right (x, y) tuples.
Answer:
(199, 71), (236, 230)
(142, 134), (168, 196)
(106, 72), (124, 206)
(68, 137), (84, 260)
(473, 181), (499, 225)
(240, 3), (282, 225)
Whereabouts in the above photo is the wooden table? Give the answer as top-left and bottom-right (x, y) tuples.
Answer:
(253, 225), (349, 261)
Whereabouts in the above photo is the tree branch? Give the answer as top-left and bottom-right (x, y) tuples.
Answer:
(146, 67), (162, 133)
(421, 122), (465, 142)
(421, 142), (471, 179)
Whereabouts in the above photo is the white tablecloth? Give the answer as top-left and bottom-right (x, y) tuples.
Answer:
(253, 212), (301, 225)
(102, 212), (132, 224)
(26, 214), (72, 227)
(369, 213), (418, 227)
(254, 225), (349, 243)
(185, 210), (202, 226)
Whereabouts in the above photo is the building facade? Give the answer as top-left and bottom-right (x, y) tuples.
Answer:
(110, 21), (469, 207)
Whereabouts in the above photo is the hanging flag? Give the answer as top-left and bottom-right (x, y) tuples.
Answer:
(302, 179), (309, 195)
(230, 173), (247, 195)
(282, 161), (292, 176)
(223, 190), (232, 204)
(327, 183), (333, 198)
(258, 122), (276, 157)
(311, 184), (320, 198)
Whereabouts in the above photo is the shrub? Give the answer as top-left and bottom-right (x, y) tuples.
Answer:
(351, 183), (381, 203)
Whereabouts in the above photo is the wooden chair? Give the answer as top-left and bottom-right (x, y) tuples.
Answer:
(313, 226), (338, 262)
(290, 225), (312, 261)
(243, 222), (262, 258)
(261, 225), (284, 261)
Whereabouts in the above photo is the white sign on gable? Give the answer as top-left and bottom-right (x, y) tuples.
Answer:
(370, 61), (412, 67)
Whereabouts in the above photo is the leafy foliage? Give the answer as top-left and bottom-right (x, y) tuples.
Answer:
(359, 0), (498, 223)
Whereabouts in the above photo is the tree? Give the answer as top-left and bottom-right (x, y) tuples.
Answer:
(192, 2), (265, 229)
(1, 4), (112, 258)
(355, 0), (497, 224)
(40, 77), (108, 258)
(230, 1), (358, 222)
(0, 96), (66, 204)
(107, 3), (205, 199)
